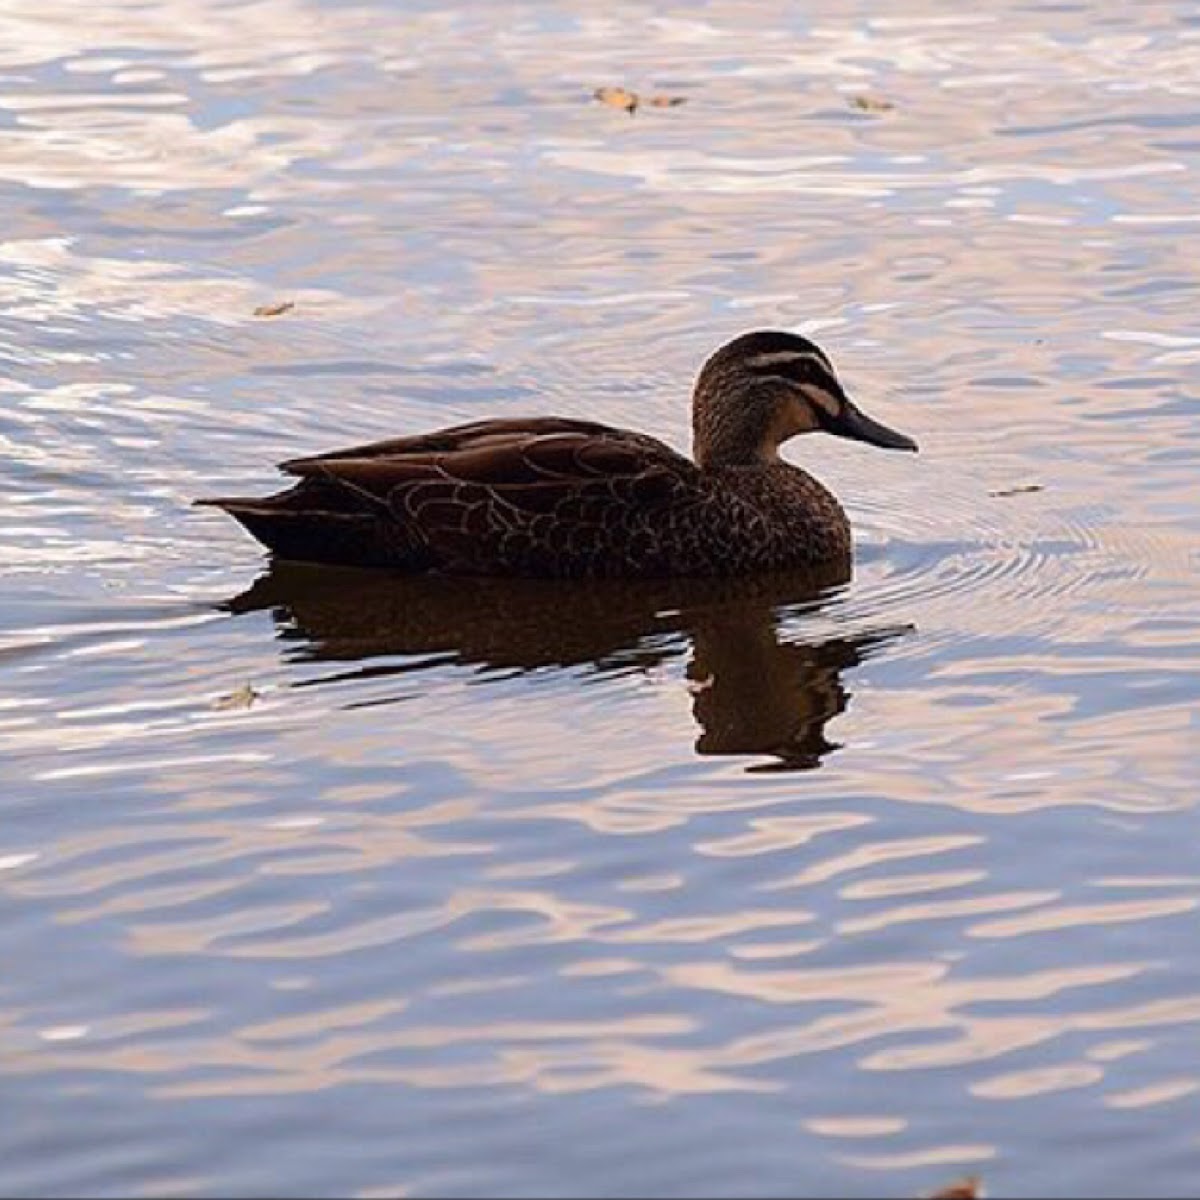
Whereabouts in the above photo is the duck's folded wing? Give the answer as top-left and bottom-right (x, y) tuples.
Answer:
(280, 427), (701, 573)
(278, 416), (628, 470)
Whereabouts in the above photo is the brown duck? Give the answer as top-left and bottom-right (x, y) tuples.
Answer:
(197, 330), (917, 577)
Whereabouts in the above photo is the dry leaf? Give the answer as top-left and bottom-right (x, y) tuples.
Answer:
(686, 674), (715, 695)
(927, 1175), (982, 1200)
(213, 683), (260, 711)
(594, 86), (639, 114)
(989, 483), (1044, 498)
(850, 94), (895, 113)
(253, 300), (295, 318)
(593, 88), (686, 115)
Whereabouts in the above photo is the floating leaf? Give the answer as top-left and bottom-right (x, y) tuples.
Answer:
(989, 483), (1044, 498)
(593, 87), (686, 115)
(850, 94), (895, 113)
(594, 86), (639, 114)
(253, 300), (295, 318)
(927, 1175), (983, 1200)
(213, 683), (260, 711)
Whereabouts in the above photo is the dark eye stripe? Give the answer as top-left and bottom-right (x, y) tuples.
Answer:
(746, 351), (840, 391)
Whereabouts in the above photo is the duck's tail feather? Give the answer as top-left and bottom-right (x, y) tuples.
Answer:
(195, 485), (430, 569)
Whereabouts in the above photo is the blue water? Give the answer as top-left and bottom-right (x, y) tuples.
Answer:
(2, 2), (1199, 1195)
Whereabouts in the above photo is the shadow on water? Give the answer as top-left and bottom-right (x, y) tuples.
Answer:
(227, 560), (913, 771)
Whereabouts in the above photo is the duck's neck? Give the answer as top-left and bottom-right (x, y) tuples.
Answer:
(692, 381), (787, 469)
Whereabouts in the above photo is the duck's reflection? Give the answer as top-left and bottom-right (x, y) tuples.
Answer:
(227, 561), (911, 772)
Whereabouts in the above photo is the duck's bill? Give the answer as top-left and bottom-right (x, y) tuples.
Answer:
(829, 400), (918, 452)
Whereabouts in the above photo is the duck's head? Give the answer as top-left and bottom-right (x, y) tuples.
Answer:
(692, 330), (917, 468)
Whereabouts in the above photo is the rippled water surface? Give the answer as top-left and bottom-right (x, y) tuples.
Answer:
(3, 1), (1200, 1195)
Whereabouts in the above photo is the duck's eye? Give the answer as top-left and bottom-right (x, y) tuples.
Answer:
(745, 349), (841, 393)
(745, 349), (832, 375)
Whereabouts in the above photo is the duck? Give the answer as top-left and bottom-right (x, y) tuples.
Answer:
(197, 330), (917, 578)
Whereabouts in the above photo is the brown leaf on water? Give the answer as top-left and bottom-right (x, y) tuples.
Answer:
(213, 683), (260, 711)
(593, 87), (686, 115)
(253, 300), (295, 318)
(926, 1175), (983, 1200)
(594, 86), (639, 114)
(850, 93), (895, 113)
(989, 483), (1044, 498)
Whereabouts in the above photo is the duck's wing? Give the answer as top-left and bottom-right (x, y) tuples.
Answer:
(279, 416), (632, 468)
(274, 420), (703, 575)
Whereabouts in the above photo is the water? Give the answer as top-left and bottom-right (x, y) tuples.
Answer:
(2, 1), (1199, 1195)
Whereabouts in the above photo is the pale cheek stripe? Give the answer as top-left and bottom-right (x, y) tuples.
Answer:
(801, 384), (841, 417)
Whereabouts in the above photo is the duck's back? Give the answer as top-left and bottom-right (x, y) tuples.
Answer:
(198, 417), (848, 578)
